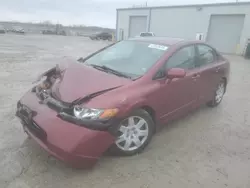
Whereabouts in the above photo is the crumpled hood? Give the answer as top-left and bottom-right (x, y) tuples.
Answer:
(51, 61), (131, 103)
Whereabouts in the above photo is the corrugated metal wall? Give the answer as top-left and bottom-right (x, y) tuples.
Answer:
(207, 15), (245, 53)
(116, 9), (150, 40)
(129, 16), (147, 37)
(117, 3), (250, 54)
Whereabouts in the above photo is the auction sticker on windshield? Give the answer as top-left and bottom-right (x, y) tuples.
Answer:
(148, 44), (168, 51)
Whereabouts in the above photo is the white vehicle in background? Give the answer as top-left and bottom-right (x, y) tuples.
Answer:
(139, 32), (155, 37)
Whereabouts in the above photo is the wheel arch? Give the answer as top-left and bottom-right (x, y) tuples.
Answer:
(222, 77), (227, 93)
(140, 105), (156, 124)
(122, 98), (157, 127)
(127, 104), (157, 133)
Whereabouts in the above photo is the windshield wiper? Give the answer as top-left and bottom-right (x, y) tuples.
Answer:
(71, 87), (120, 106)
(88, 64), (132, 79)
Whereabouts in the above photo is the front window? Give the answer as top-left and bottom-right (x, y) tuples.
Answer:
(84, 41), (168, 79)
(165, 45), (196, 70)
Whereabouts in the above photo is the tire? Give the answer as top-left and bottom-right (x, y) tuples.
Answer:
(207, 79), (226, 107)
(109, 109), (155, 156)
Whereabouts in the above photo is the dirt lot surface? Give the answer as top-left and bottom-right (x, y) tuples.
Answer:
(0, 34), (250, 188)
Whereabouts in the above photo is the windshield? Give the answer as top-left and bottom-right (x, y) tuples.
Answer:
(84, 40), (168, 78)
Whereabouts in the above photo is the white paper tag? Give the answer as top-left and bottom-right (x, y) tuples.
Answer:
(148, 44), (168, 51)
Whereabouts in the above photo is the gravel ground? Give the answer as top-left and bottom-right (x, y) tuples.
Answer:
(0, 34), (250, 188)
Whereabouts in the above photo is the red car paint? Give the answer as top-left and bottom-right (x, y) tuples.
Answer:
(19, 91), (115, 168)
(52, 62), (132, 103)
(16, 37), (230, 168)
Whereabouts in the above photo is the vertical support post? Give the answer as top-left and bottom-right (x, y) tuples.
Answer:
(147, 8), (152, 32)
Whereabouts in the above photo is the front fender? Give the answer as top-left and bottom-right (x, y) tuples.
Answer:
(118, 97), (150, 117)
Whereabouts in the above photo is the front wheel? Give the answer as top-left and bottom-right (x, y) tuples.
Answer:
(207, 79), (226, 107)
(109, 109), (155, 156)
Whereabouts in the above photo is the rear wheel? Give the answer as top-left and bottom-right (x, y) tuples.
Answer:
(207, 79), (226, 107)
(109, 109), (154, 156)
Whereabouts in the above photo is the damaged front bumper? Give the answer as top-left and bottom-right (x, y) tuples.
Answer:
(16, 90), (116, 168)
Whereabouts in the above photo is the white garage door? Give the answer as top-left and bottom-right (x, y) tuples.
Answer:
(129, 16), (147, 38)
(207, 15), (245, 54)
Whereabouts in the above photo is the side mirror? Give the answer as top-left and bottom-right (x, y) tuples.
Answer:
(167, 68), (186, 79)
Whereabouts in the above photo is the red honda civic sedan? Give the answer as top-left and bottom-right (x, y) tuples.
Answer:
(16, 37), (230, 168)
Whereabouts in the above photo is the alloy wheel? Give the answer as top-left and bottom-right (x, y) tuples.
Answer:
(215, 82), (225, 103)
(115, 116), (149, 152)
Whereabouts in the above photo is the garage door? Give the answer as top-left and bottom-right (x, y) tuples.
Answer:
(129, 16), (147, 38)
(207, 15), (245, 54)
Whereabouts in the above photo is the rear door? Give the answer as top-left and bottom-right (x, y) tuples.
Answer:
(195, 44), (223, 102)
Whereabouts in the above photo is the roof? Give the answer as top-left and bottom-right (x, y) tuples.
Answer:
(117, 1), (250, 11)
(128, 37), (185, 46)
